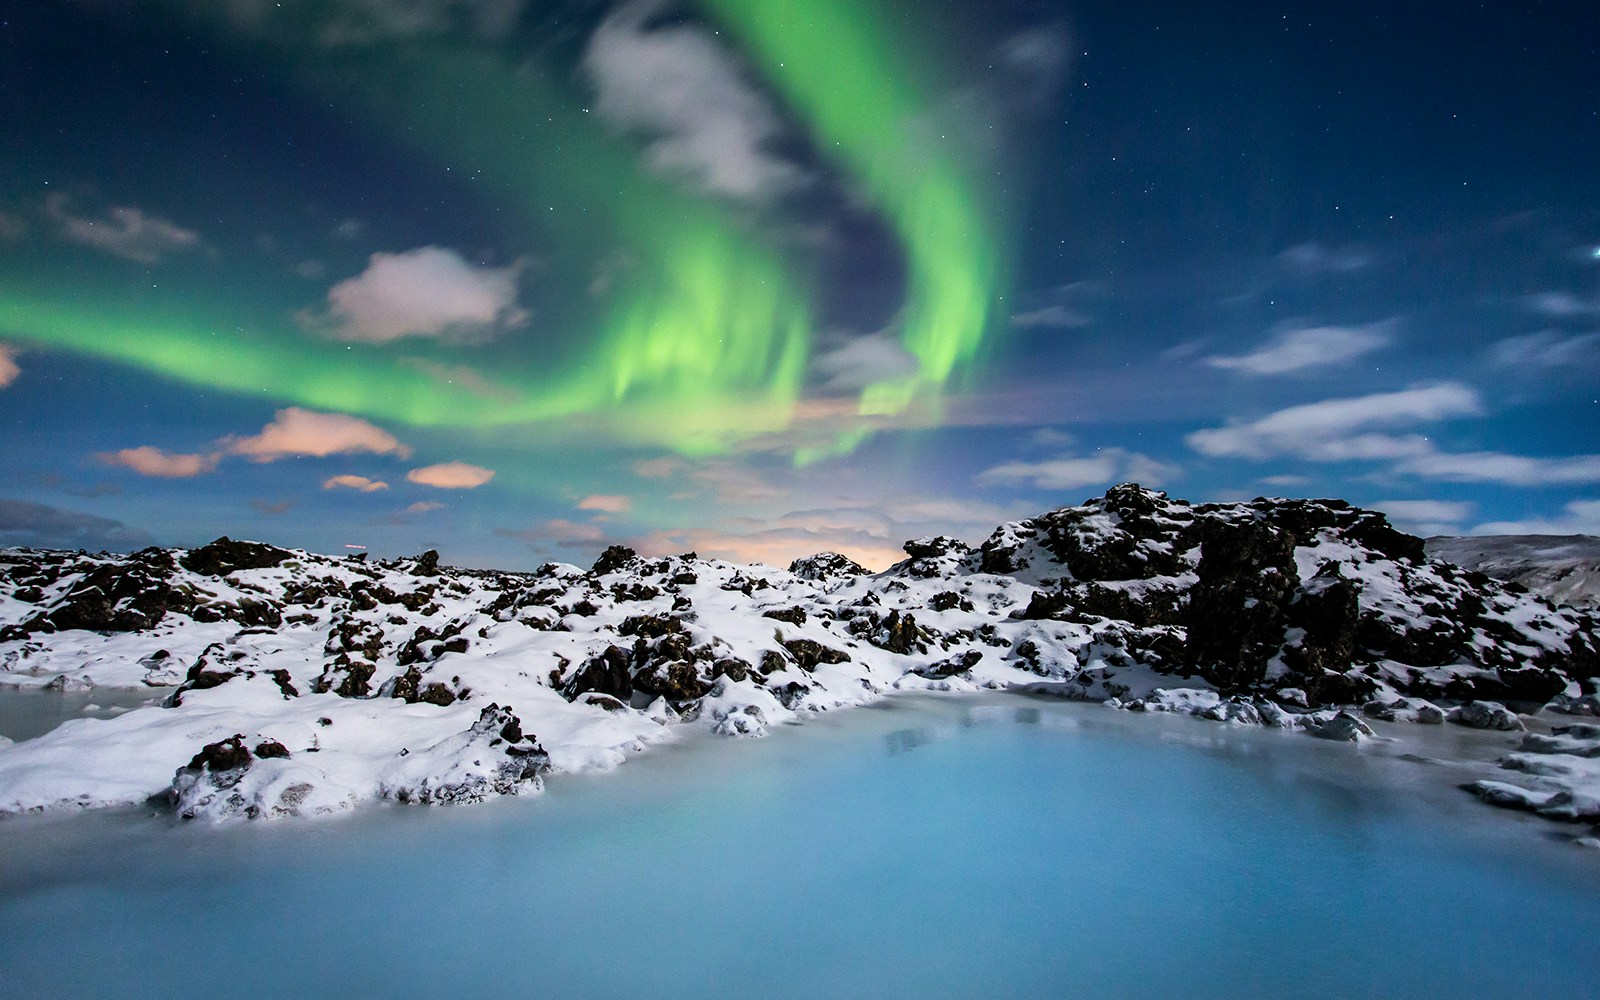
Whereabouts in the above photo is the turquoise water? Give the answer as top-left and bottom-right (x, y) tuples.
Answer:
(1, 695), (1596, 999)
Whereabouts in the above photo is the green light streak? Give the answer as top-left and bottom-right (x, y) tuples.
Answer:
(1, 8), (812, 455)
(697, 0), (1007, 415)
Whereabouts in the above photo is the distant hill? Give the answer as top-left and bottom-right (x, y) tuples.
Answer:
(1426, 535), (1600, 610)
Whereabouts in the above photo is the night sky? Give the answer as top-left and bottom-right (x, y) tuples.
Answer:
(2, 0), (1596, 569)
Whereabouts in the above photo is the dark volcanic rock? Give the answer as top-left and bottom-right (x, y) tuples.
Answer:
(1183, 517), (1299, 690)
(562, 645), (634, 702)
(181, 537), (292, 577)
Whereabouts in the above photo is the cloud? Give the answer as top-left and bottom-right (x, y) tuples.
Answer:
(306, 247), (527, 344)
(495, 518), (605, 547)
(226, 408), (411, 462)
(978, 449), (1178, 492)
(1010, 305), (1092, 330)
(1487, 330), (1600, 370)
(1369, 499), (1476, 537)
(1278, 242), (1373, 276)
(1010, 280), (1102, 330)
(323, 474), (389, 492)
(218, 0), (526, 45)
(578, 494), (631, 514)
(1186, 383), (1482, 462)
(249, 499), (296, 516)
(629, 525), (908, 572)
(0, 212), (25, 241)
(0, 344), (19, 388)
(1204, 320), (1394, 376)
(1397, 451), (1600, 486)
(407, 461), (495, 489)
(98, 446), (221, 478)
(406, 501), (446, 514)
(810, 333), (920, 393)
(634, 457), (686, 479)
(1472, 500), (1600, 536)
(586, 2), (805, 202)
(1525, 292), (1600, 319)
(45, 194), (200, 264)
(0, 499), (154, 551)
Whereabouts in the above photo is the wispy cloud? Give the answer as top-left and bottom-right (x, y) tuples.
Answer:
(46, 194), (200, 264)
(407, 462), (495, 489)
(586, 1), (805, 202)
(810, 332), (920, 393)
(1277, 242), (1373, 276)
(495, 518), (605, 547)
(1472, 500), (1600, 536)
(303, 247), (526, 344)
(978, 449), (1178, 492)
(1397, 451), (1600, 486)
(577, 494), (631, 514)
(1186, 383), (1481, 462)
(1204, 320), (1394, 376)
(1369, 499), (1475, 537)
(1487, 330), (1600, 370)
(1525, 291), (1600, 319)
(0, 499), (153, 551)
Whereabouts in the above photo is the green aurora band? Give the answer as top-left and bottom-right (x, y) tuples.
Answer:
(0, 1), (1005, 460)
(698, 0), (1006, 419)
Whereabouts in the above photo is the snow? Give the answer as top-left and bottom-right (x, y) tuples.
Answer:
(1, 487), (1596, 837)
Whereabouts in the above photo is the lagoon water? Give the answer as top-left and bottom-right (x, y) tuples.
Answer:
(2, 693), (1597, 999)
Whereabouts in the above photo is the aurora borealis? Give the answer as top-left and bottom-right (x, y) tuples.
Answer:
(1, 1), (1597, 568)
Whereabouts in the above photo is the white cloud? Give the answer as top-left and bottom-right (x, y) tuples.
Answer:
(1205, 321), (1393, 376)
(1278, 242), (1373, 276)
(586, 2), (804, 202)
(226, 408), (411, 462)
(307, 247), (526, 343)
(1397, 451), (1600, 486)
(978, 449), (1177, 492)
(323, 474), (389, 493)
(1369, 499), (1476, 537)
(1185, 383), (1482, 461)
(46, 195), (200, 264)
(0, 344), (19, 388)
(1472, 500), (1600, 536)
(98, 446), (220, 478)
(1487, 330), (1600, 370)
(810, 333), (920, 393)
(407, 462), (495, 489)
(1526, 291), (1600, 319)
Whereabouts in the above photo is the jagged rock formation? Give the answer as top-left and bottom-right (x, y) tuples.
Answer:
(1, 487), (1597, 825)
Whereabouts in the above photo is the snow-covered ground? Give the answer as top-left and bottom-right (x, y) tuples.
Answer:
(1428, 534), (1600, 610)
(1, 485), (1596, 835)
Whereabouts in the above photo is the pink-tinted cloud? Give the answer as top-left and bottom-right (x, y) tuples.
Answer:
(406, 461), (495, 489)
(225, 407), (411, 462)
(0, 344), (19, 388)
(98, 446), (220, 478)
(577, 494), (631, 514)
(406, 501), (446, 514)
(323, 474), (389, 493)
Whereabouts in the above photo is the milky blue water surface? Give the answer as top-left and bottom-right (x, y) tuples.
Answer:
(2, 694), (1596, 999)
